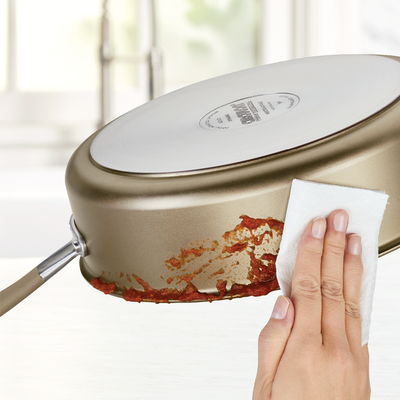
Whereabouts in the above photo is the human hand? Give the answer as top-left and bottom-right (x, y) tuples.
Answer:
(253, 210), (370, 400)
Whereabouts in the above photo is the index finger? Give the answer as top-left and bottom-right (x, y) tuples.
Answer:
(290, 217), (326, 343)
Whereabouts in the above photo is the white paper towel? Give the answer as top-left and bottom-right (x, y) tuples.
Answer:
(276, 179), (389, 345)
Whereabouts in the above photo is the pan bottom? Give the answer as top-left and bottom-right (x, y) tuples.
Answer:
(79, 215), (284, 303)
(81, 261), (280, 303)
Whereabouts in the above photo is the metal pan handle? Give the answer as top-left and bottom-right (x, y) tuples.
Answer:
(0, 216), (87, 317)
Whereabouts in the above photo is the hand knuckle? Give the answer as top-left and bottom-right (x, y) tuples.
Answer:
(325, 240), (346, 256)
(321, 279), (343, 299)
(346, 261), (364, 277)
(336, 350), (353, 370)
(329, 344), (352, 367)
(304, 244), (322, 258)
(294, 278), (320, 298)
(345, 300), (361, 319)
(258, 324), (288, 346)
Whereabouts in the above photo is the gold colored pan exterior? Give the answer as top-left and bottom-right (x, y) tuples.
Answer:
(66, 55), (400, 302)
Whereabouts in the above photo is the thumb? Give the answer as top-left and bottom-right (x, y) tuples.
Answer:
(253, 296), (294, 400)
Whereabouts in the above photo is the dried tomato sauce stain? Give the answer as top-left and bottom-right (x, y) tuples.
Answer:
(91, 215), (284, 303)
(222, 215), (283, 298)
(225, 242), (248, 254)
(123, 278), (228, 304)
(90, 277), (118, 295)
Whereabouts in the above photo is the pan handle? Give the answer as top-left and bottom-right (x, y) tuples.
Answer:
(0, 216), (87, 317)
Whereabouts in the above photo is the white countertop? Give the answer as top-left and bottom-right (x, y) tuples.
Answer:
(1, 250), (400, 399)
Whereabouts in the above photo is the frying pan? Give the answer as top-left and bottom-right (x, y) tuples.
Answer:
(2, 54), (400, 315)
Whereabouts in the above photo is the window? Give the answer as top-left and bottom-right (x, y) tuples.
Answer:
(157, 0), (261, 88)
(3, 0), (398, 170)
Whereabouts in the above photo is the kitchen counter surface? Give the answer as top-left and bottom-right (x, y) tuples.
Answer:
(1, 251), (400, 399)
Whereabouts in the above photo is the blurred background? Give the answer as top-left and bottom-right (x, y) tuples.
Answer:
(1, 0), (400, 172)
(1, 1), (400, 399)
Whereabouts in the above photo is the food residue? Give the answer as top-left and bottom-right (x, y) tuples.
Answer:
(90, 215), (284, 303)
(90, 277), (118, 295)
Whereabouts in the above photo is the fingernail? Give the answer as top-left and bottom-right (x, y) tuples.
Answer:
(312, 217), (326, 239)
(271, 296), (290, 320)
(333, 211), (349, 232)
(348, 234), (362, 255)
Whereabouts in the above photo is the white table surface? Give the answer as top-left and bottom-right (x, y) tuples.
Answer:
(1, 250), (400, 399)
